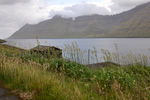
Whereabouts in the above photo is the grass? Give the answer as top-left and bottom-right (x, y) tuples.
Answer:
(0, 43), (150, 100)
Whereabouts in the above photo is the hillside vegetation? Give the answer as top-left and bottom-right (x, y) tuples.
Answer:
(0, 44), (150, 100)
(9, 2), (150, 39)
(109, 2), (150, 37)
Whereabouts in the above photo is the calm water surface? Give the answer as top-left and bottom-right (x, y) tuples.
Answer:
(5, 38), (150, 64)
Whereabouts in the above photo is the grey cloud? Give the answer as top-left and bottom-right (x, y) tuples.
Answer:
(0, 0), (30, 5)
(110, 0), (150, 14)
(0, 0), (50, 39)
(49, 3), (110, 18)
(111, 0), (150, 7)
(65, 3), (110, 15)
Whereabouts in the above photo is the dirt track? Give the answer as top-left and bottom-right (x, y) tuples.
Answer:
(0, 87), (21, 100)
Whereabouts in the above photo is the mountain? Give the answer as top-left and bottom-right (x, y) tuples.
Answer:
(9, 2), (150, 39)
(107, 2), (150, 37)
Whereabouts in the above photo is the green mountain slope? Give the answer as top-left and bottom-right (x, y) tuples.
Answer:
(108, 2), (150, 37)
(9, 15), (126, 39)
(9, 2), (150, 39)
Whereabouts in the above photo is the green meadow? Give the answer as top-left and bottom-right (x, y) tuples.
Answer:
(0, 43), (150, 100)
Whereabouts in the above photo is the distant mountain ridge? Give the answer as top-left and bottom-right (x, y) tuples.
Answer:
(9, 2), (150, 39)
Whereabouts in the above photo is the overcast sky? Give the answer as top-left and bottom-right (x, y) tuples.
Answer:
(0, 0), (150, 39)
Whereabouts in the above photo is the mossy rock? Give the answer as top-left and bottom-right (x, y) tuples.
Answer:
(87, 61), (120, 69)
(0, 39), (6, 43)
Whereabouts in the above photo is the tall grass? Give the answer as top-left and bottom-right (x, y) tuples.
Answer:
(63, 41), (84, 64)
(0, 43), (150, 100)
(0, 53), (99, 100)
(63, 42), (150, 66)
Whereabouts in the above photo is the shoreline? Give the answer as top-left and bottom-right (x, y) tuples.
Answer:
(7, 37), (150, 39)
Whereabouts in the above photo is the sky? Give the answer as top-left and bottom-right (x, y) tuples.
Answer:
(0, 0), (150, 39)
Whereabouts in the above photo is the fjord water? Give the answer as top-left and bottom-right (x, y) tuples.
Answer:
(6, 38), (150, 64)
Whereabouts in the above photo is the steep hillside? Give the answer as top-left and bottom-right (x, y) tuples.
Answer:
(9, 15), (125, 39)
(108, 2), (150, 37)
(9, 2), (150, 39)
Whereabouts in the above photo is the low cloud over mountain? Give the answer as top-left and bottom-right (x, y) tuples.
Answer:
(0, 0), (150, 39)
(9, 2), (150, 39)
